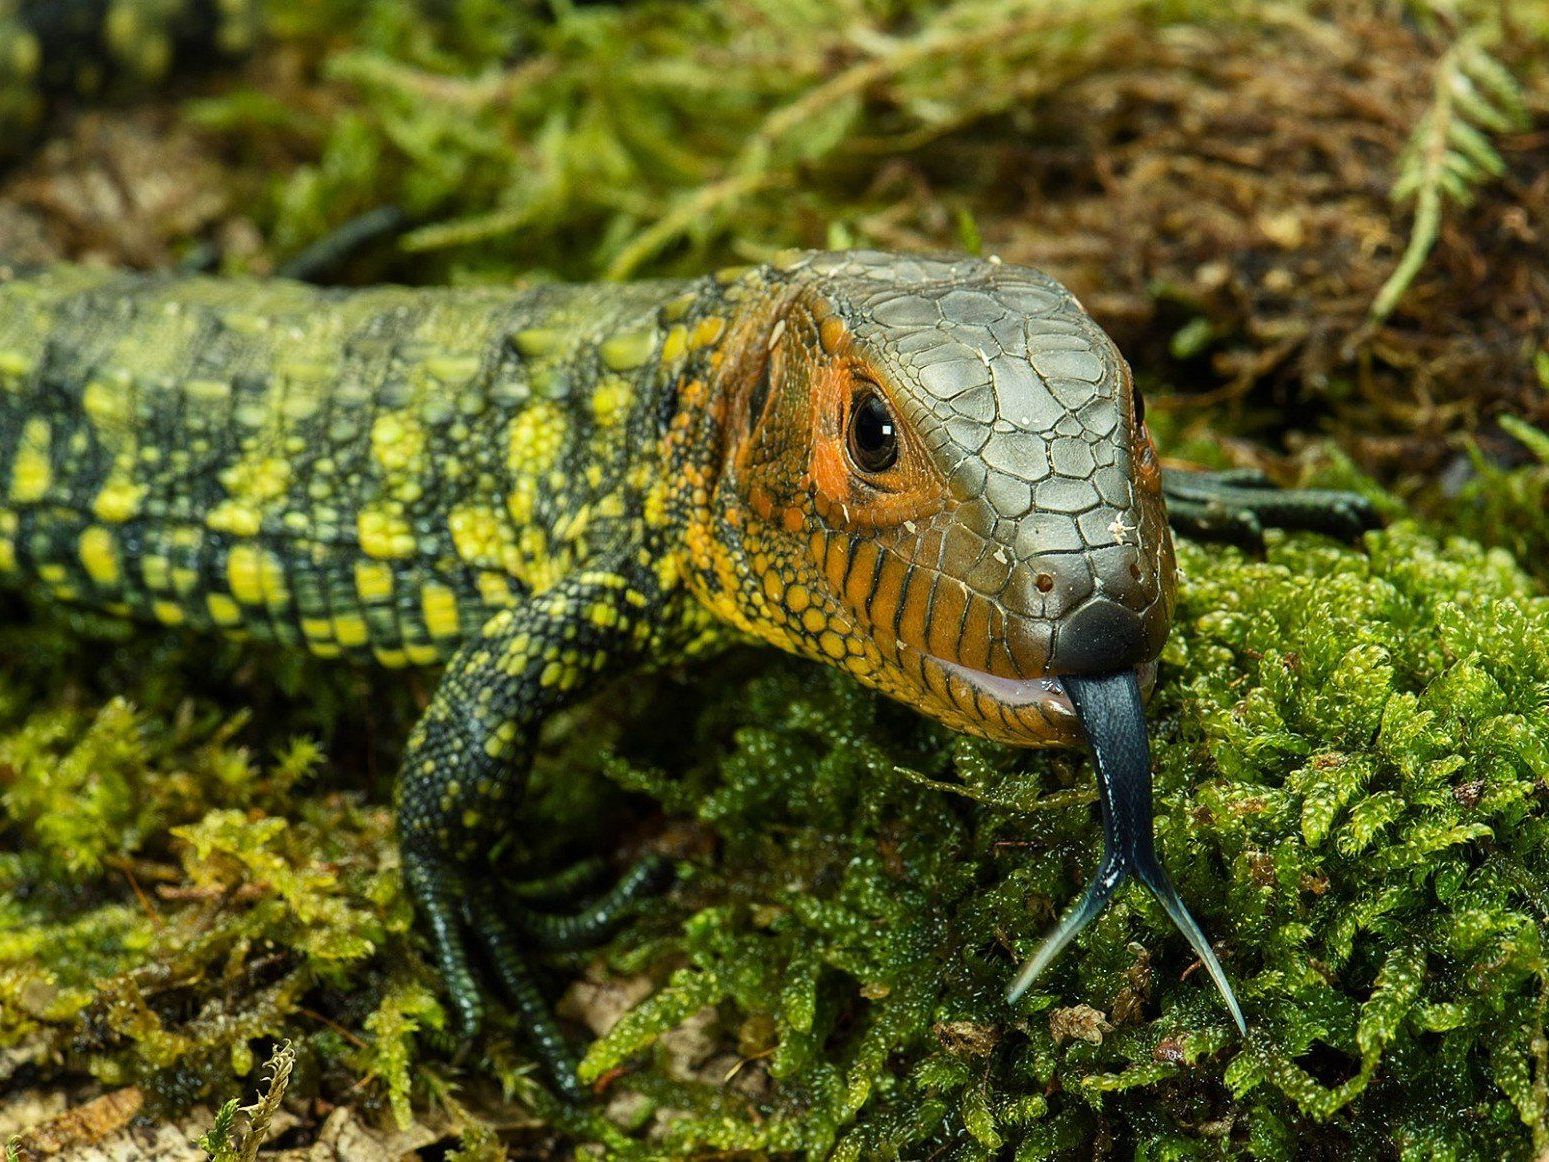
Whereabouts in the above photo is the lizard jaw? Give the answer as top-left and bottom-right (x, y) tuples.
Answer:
(928, 656), (1158, 719)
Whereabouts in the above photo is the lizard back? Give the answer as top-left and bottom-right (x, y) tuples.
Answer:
(0, 264), (695, 665)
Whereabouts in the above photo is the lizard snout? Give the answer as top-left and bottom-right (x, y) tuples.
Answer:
(1047, 598), (1155, 674)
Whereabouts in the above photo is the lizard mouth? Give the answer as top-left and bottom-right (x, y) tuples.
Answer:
(928, 656), (1158, 718)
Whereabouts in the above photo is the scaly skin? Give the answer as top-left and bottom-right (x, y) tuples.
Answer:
(0, 251), (1374, 1096)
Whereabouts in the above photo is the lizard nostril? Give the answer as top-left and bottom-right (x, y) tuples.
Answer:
(1035, 572), (1055, 593)
(1129, 561), (1142, 581)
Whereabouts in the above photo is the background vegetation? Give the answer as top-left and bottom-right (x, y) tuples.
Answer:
(1, 0), (1547, 1157)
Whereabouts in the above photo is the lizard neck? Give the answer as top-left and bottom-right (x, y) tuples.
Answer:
(664, 265), (808, 648)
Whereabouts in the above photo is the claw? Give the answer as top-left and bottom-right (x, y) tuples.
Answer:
(406, 850), (676, 1102)
(1007, 669), (1245, 1033)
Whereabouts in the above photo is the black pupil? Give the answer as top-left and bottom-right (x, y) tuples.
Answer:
(1133, 383), (1146, 426)
(850, 393), (898, 472)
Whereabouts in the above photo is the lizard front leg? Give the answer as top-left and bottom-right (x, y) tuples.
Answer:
(397, 562), (662, 1100)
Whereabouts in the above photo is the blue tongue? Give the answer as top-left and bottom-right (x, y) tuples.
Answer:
(1006, 668), (1245, 1033)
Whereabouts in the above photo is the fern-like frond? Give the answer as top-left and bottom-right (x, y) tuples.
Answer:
(1370, 36), (1528, 321)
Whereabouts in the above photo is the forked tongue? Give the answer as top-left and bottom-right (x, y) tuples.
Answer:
(1005, 669), (1246, 1033)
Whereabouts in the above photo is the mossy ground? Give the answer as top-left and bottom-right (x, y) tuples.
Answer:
(1, 2), (1548, 1158)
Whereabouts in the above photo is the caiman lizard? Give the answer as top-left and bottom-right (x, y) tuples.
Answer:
(0, 251), (1374, 1097)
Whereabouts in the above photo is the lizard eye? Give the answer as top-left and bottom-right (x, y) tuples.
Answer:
(847, 390), (899, 474)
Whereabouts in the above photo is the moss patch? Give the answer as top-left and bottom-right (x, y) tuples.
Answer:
(3, 521), (1547, 1156)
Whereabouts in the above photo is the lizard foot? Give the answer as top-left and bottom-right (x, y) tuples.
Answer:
(516, 854), (674, 951)
(405, 851), (673, 1101)
(1162, 467), (1380, 547)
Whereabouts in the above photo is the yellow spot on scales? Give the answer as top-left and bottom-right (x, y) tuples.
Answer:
(599, 331), (655, 372)
(357, 506), (417, 560)
(152, 601), (185, 626)
(9, 418), (51, 502)
(227, 543), (265, 605)
(301, 614), (342, 657)
(506, 479), (537, 525)
(93, 480), (146, 523)
(78, 527), (121, 586)
(206, 500), (263, 537)
(449, 505), (508, 568)
(371, 412), (428, 475)
(506, 402), (567, 479)
(655, 554), (681, 591)
(82, 376), (133, 429)
(207, 593), (243, 626)
(481, 721), (519, 760)
(509, 329), (561, 358)
(354, 560), (395, 603)
(405, 644), (441, 666)
(642, 478), (671, 529)
(0, 350), (33, 388)
(476, 572), (518, 607)
(662, 292), (697, 322)
(421, 584), (461, 639)
(220, 455), (290, 503)
(259, 551), (289, 606)
(424, 355), (482, 385)
(301, 617), (333, 642)
(555, 505), (591, 545)
(512, 524), (569, 592)
(660, 325), (688, 363)
(332, 612), (370, 648)
(0, 511), (17, 573)
(591, 378), (633, 427)
(691, 316), (726, 349)
(140, 554), (171, 593)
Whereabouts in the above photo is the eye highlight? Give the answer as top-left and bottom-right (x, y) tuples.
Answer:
(847, 390), (899, 473)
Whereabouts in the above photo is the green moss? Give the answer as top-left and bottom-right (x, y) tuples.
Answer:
(5, 520), (1546, 1156)
(184, 0), (1268, 280)
(539, 521), (1548, 1157)
(1431, 416), (1549, 584)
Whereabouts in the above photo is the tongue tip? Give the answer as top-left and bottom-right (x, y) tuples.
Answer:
(1004, 873), (1248, 1034)
(1007, 664), (1248, 1034)
(1138, 863), (1248, 1033)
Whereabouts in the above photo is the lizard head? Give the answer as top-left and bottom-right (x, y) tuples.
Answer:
(694, 250), (1175, 748)
(687, 251), (1244, 1029)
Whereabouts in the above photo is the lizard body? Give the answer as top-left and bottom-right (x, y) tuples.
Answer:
(0, 250), (1374, 1095)
(0, 262), (714, 664)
